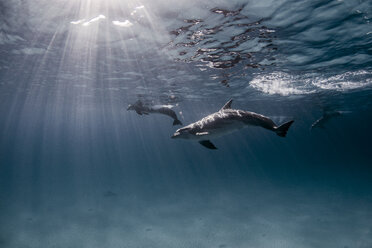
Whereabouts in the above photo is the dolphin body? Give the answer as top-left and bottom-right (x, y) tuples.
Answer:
(310, 110), (342, 130)
(172, 99), (294, 149)
(127, 100), (182, 126)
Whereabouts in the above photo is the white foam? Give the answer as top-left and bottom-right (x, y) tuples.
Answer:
(250, 72), (314, 96)
(313, 70), (372, 91)
(250, 70), (372, 96)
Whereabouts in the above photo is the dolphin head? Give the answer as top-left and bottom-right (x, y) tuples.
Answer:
(128, 100), (144, 111)
(171, 127), (194, 139)
(127, 104), (134, 111)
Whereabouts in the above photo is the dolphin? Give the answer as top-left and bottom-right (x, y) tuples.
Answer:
(171, 99), (294, 149)
(310, 110), (344, 130)
(127, 100), (182, 126)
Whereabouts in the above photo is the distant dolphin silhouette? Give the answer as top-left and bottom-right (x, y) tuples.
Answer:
(311, 110), (343, 130)
(171, 99), (294, 149)
(127, 100), (182, 125)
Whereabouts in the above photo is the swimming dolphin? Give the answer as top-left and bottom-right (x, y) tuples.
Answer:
(310, 110), (343, 130)
(171, 99), (294, 149)
(127, 100), (182, 125)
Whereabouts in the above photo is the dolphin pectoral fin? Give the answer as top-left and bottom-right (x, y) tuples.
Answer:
(199, 140), (217, 149)
(196, 132), (209, 136)
(135, 110), (143, 115)
(220, 99), (233, 110)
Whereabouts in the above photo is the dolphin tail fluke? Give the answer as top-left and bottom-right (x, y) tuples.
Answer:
(173, 119), (182, 126)
(275, 120), (294, 137)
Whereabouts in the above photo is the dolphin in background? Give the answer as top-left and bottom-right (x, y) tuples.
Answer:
(127, 100), (182, 126)
(172, 99), (294, 149)
(310, 110), (348, 130)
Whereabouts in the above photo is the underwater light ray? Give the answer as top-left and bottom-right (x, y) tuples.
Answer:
(1, 1), (83, 156)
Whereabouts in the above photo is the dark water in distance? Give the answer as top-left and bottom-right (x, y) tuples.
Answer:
(1, 0), (372, 247)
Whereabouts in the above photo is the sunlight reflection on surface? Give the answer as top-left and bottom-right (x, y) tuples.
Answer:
(112, 20), (133, 27)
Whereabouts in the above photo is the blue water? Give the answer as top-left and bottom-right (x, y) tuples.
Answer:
(1, 0), (372, 247)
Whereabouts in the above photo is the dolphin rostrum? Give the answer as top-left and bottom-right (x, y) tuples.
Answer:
(127, 100), (182, 125)
(171, 99), (294, 149)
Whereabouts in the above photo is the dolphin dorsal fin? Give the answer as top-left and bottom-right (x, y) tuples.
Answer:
(220, 99), (233, 110)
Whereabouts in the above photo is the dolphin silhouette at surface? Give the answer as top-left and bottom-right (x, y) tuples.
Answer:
(127, 100), (182, 125)
(171, 99), (294, 149)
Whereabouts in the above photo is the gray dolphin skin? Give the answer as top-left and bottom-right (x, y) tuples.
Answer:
(172, 99), (294, 149)
(127, 100), (182, 126)
(311, 110), (342, 130)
